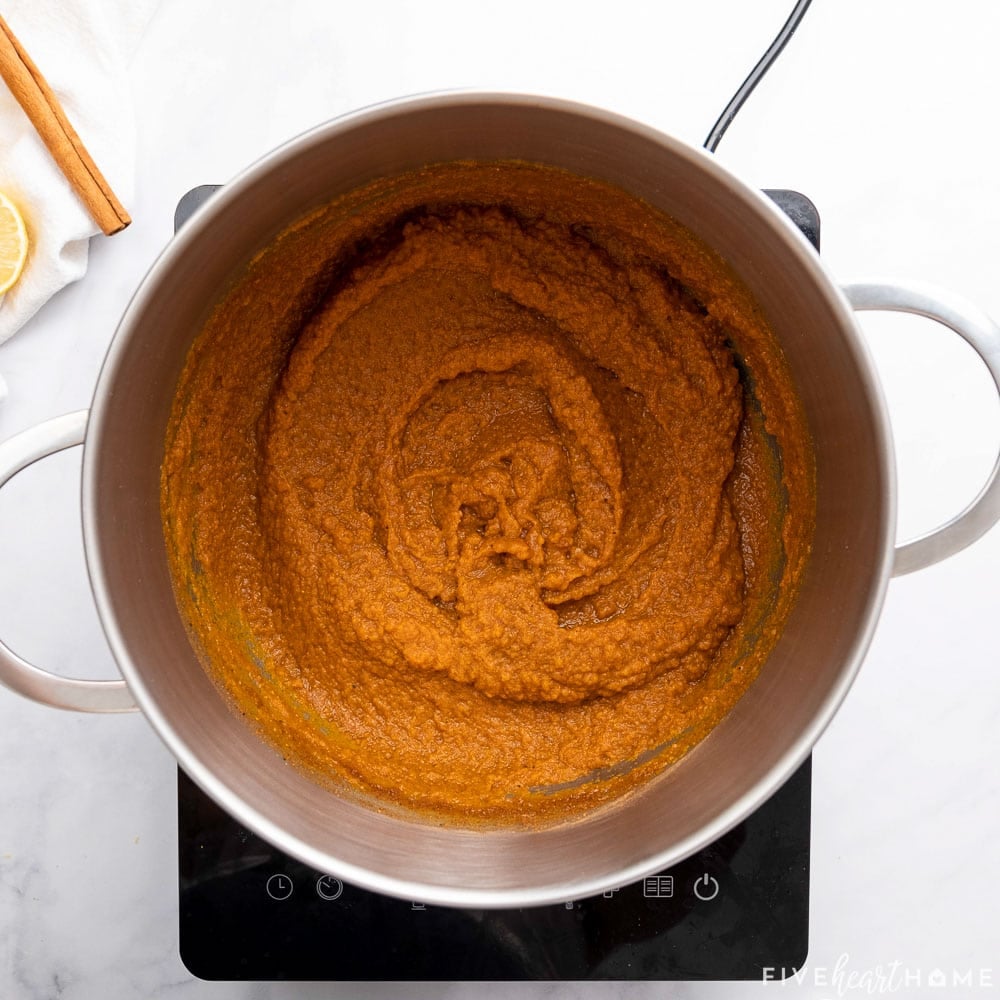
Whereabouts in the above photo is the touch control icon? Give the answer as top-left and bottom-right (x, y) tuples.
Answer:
(265, 874), (294, 900)
(643, 876), (674, 898)
(316, 875), (344, 901)
(693, 873), (719, 901)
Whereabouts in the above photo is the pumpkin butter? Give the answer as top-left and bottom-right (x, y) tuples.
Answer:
(161, 161), (814, 825)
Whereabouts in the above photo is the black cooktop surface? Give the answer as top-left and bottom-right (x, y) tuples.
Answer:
(178, 758), (810, 981)
(175, 186), (817, 983)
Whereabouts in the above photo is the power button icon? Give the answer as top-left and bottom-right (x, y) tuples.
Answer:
(693, 873), (719, 901)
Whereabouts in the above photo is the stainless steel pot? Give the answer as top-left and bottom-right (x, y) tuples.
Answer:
(1, 93), (998, 907)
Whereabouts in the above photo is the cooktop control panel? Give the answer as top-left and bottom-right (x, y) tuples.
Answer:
(178, 757), (810, 981)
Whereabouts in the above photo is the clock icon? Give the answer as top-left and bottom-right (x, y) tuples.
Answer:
(265, 873), (294, 900)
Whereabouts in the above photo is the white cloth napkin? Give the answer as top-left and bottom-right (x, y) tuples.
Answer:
(0, 0), (159, 403)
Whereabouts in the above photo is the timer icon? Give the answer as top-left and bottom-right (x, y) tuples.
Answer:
(316, 875), (344, 901)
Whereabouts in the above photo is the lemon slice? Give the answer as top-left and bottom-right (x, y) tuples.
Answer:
(0, 192), (29, 295)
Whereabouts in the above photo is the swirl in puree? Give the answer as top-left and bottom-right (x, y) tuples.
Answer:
(161, 161), (814, 824)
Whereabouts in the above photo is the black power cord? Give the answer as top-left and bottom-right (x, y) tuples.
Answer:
(704, 0), (814, 153)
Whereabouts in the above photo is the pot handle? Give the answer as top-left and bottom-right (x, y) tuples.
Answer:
(0, 410), (137, 712)
(843, 281), (1000, 577)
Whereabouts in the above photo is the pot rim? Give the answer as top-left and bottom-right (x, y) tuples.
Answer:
(80, 90), (898, 907)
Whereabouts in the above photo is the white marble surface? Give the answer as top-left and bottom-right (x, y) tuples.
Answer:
(1, 1), (999, 997)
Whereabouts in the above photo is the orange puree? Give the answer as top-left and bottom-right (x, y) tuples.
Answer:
(160, 161), (814, 825)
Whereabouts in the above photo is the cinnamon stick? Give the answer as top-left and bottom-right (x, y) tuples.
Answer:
(0, 14), (130, 235)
